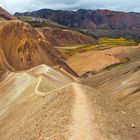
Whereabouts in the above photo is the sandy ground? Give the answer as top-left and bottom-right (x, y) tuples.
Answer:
(82, 60), (140, 115)
(0, 65), (73, 117)
(67, 46), (140, 75)
(68, 83), (102, 140)
(0, 65), (140, 139)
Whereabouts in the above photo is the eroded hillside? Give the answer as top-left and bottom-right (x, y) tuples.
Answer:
(0, 65), (139, 139)
(15, 9), (140, 30)
(82, 60), (140, 114)
(38, 27), (97, 47)
(0, 20), (80, 76)
(0, 7), (140, 140)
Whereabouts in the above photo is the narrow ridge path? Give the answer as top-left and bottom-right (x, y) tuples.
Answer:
(69, 83), (103, 140)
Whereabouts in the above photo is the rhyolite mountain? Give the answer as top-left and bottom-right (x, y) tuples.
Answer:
(0, 7), (17, 20)
(0, 20), (80, 77)
(15, 9), (140, 30)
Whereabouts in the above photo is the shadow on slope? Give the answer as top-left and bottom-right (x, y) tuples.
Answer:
(82, 60), (140, 114)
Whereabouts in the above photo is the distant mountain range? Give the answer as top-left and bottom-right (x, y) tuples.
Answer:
(15, 9), (140, 30)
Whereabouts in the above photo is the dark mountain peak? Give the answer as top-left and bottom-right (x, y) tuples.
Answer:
(77, 9), (93, 12)
(15, 9), (140, 30)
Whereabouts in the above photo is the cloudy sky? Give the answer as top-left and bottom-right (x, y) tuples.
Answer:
(0, 0), (140, 13)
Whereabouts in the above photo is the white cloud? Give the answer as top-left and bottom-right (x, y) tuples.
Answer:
(0, 0), (139, 13)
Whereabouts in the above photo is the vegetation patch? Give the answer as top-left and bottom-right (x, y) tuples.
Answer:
(58, 37), (137, 56)
(103, 58), (131, 71)
(98, 37), (137, 46)
(80, 29), (140, 43)
(58, 44), (96, 55)
(17, 16), (66, 29)
(81, 58), (131, 78)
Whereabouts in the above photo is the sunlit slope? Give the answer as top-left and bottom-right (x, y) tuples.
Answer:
(0, 7), (17, 20)
(0, 79), (139, 139)
(0, 20), (78, 76)
(67, 45), (140, 75)
(82, 60), (140, 114)
(0, 64), (73, 116)
(0, 20), (62, 70)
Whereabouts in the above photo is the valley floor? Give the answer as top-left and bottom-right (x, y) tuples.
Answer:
(67, 45), (140, 75)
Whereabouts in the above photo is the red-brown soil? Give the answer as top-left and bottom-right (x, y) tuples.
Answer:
(0, 20), (78, 76)
(0, 7), (17, 20)
(39, 27), (97, 47)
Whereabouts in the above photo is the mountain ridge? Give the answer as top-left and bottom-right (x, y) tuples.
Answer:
(15, 8), (140, 30)
(0, 20), (79, 77)
(15, 8), (140, 15)
(0, 7), (17, 20)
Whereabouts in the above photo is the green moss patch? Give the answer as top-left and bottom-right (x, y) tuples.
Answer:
(58, 44), (97, 55)
(98, 37), (137, 46)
